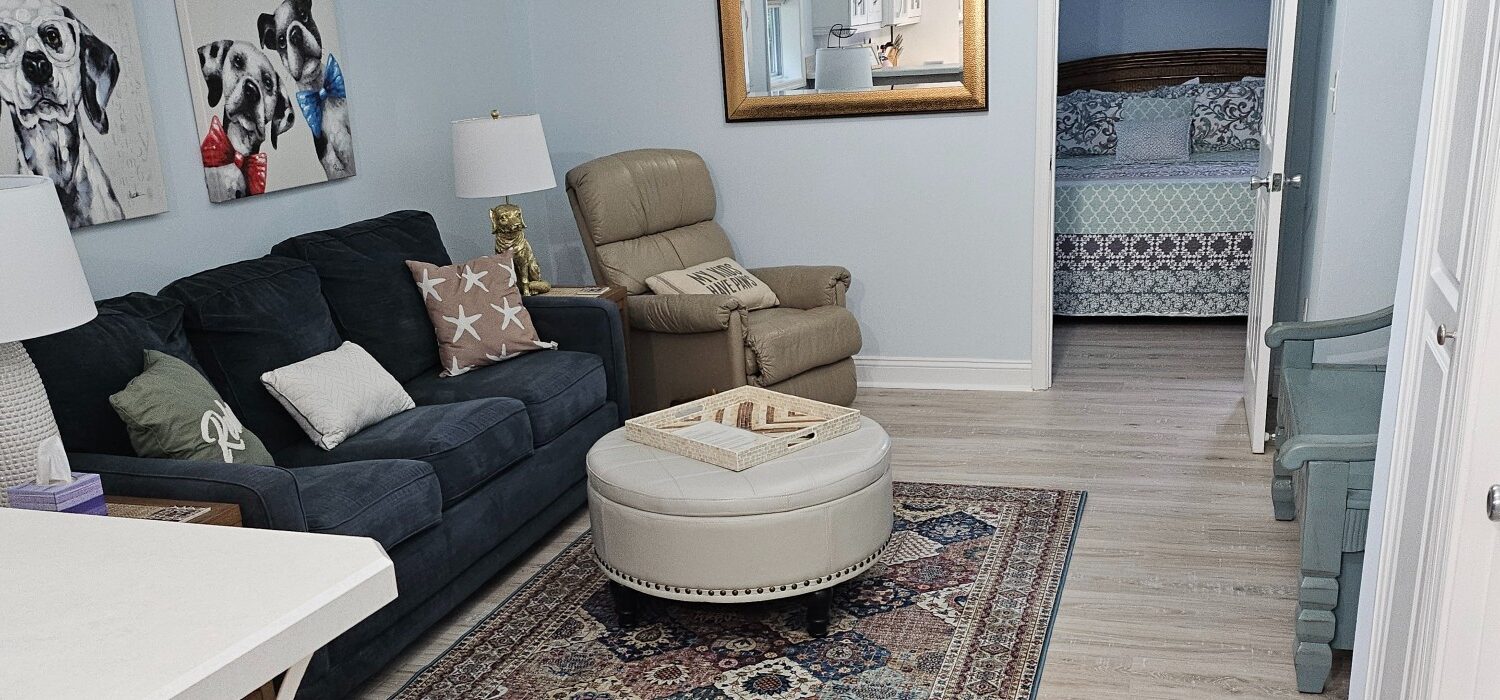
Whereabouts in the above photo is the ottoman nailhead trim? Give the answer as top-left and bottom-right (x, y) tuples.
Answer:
(593, 536), (890, 600)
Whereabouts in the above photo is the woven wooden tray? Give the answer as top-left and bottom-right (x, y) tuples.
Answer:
(625, 386), (861, 471)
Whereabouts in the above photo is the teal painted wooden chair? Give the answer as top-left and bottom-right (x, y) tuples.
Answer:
(1264, 306), (1392, 694)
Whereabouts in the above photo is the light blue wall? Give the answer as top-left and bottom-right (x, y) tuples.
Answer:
(515, 1), (1042, 361)
(1295, 0), (1431, 360)
(1059, 0), (1271, 62)
(70, 1), (543, 299)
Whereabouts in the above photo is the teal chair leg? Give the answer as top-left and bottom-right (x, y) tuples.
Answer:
(1296, 577), (1337, 692)
(1294, 461), (1350, 693)
(1273, 466), (1296, 521)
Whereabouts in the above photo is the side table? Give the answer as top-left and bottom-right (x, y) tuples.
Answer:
(106, 495), (242, 527)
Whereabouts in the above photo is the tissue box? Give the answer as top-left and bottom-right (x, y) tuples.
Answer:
(7, 473), (107, 516)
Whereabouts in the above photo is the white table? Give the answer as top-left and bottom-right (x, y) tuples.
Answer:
(0, 509), (396, 699)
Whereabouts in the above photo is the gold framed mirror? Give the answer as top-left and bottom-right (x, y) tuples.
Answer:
(719, 0), (987, 121)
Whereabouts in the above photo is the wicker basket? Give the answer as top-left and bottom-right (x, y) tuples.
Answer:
(625, 386), (861, 471)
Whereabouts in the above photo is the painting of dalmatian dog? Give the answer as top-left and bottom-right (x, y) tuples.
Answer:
(176, 0), (354, 203)
(0, 0), (168, 228)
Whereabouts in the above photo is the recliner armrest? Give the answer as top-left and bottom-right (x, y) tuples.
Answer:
(1266, 306), (1395, 348)
(69, 452), (309, 531)
(524, 296), (630, 418)
(749, 266), (851, 309)
(628, 294), (746, 334)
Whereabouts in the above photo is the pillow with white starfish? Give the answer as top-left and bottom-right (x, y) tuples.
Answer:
(406, 251), (558, 378)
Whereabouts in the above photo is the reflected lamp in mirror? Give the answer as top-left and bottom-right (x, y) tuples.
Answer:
(719, 0), (987, 121)
(814, 47), (876, 91)
(452, 112), (556, 295)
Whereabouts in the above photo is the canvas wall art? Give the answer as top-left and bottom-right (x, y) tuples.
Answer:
(175, 0), (355, 203)
(0, 0), (168, 228)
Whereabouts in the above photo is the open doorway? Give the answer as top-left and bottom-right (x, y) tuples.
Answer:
(1046, 1), (1274, 440)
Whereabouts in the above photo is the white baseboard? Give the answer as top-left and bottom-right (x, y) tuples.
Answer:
(854, 355), (1034, 392)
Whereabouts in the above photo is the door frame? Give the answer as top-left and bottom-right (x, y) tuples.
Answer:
(1353, 0), (1500, 691)
(1030, 0), (1058, 391)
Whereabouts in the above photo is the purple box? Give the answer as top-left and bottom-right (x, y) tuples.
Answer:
(8, 473), (107, 516)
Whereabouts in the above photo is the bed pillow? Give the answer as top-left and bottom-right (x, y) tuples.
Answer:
(1193, 80), (1265, 151)
(1121, 96), (1193, 121)
(1056, 90), (1124, 156)
(1115, 118), (1192, 163)
(261, 342), (416, 451)
(645, 257), (780, 311)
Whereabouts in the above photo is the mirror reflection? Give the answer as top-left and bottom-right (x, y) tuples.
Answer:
(740, 0), (965, 96)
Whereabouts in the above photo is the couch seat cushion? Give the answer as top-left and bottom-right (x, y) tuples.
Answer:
(161, 256), (344, 453)
(24, 293), (201, 456)
(275, 399), (533, 506)
(270, 211), (452, 383)
(292, 459), (441, 550)
(402, 351), (607, 446)
(744, 306), (863, 386)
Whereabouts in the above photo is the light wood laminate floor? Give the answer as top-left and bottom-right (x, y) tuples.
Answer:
(359, 319), (1351, 698)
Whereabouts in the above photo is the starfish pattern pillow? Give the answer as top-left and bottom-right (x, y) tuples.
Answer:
(406, 252), (558, 377)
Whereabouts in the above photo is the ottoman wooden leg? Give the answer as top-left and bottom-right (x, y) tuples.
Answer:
(806, 589), (833, 637)
(610, 581), (640, 627)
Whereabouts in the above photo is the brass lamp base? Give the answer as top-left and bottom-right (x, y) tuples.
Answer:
(490, 201), (551, 296)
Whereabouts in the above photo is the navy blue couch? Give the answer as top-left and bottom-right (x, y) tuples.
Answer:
(23, 211), (627, 699)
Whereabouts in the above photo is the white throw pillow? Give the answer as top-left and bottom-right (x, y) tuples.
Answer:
(261, 342), (416, 451)
(645, 257), (780, 311)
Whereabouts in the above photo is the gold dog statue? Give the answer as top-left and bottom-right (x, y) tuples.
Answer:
(490, 203), (551, 296)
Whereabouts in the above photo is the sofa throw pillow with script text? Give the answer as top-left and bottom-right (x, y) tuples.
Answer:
(110, 350), (276, 465)
(645, 258), (781, 311)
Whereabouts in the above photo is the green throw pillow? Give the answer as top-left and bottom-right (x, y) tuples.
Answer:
(110, 350), (276, 466)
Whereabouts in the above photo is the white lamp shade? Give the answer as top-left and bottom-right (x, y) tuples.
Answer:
(452, 113), (558, 199)
(0, 176), (95, 343)
(815, 48), (875, 91)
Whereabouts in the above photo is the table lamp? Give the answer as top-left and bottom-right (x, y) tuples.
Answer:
(815, 46), (877, 91)
(453, 111), (557, 295)
(0, 176), (96, 506)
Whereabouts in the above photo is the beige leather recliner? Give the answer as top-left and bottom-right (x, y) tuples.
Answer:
(566, 149), (862, 414)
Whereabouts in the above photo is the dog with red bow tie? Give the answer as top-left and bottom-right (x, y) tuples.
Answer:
(194, 39), (294, 201)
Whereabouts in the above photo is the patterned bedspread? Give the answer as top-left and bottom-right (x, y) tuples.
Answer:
(1054, 150), (1258, 317)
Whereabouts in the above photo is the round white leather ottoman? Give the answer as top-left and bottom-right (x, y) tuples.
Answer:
(585, 417), (893, 634)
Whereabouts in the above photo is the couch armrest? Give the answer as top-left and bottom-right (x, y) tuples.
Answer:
(69, 452), (309, 531)
(750, 266), (851, 309)
(628, 294), (746, 334)
(525, 296), (629, 418)
(1266, 306), (1395, 349)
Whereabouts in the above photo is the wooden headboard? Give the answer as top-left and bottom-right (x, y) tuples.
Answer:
(1058, 48), (1268, 95)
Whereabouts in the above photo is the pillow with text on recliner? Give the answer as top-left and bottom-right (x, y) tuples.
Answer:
(645, 258), (780, 311)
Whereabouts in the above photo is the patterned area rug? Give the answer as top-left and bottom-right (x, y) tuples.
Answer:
(394, 483), (1086, 700)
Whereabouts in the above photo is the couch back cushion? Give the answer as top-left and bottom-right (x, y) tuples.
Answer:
(161, 256), (343, 452)
(270, 211), (452, 382)
(566, 149), (735, 294)
(23, 294), (202, 456)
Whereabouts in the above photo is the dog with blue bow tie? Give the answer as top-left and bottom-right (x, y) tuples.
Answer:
(258, 0), (352, 180)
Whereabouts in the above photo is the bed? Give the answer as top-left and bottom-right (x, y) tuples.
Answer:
(1054, 49), (1268, 317)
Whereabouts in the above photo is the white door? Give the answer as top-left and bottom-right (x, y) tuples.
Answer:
(1357, 0), (1500, 693)
(1243, 0), (1302, 453)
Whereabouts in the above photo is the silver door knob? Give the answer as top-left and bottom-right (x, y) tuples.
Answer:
(1250, 176), (1273, 189)
(1287, 174), (1304, 188)
(1488, 485), (1500, 521)
(1438, 324), (1457, 346)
